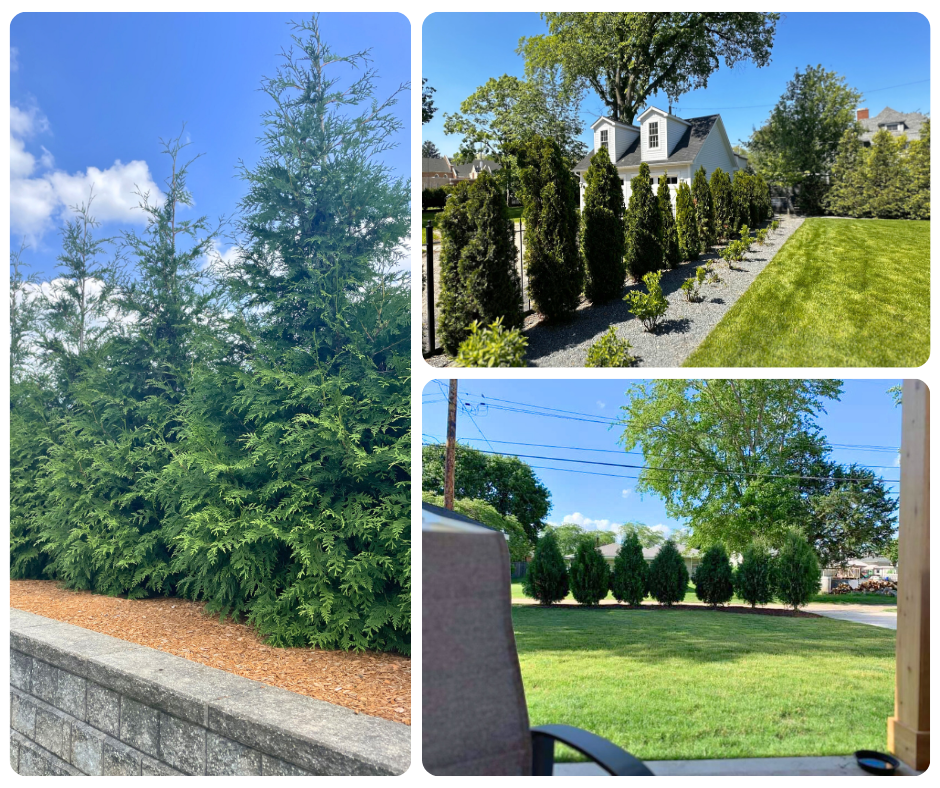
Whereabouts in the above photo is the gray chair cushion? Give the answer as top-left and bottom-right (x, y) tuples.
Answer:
(422, 529), (532, 775)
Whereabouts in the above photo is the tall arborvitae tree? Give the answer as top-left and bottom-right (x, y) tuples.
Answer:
(825, 129), (867, 217)
(691, 166), (716, 247)
(624, 162), (662, 279)
(512, 134), (582, 319)
(39, 134), (225, 598)
(169, 18), (411, 653)
(657, 173), (680, 268)
(610, 532), (649, 606)
(693, 543), (734, 607)
(581, 149), (626, 302)
(524, 530), (569, 604)
(906, 119), (930, 220)
(731, 170), (751, 232)
(864, 129), (909, 219)
(674, 181), (700, 261)
(438, 173), (522, 354)
(569, 539), (611, 605)
(710, 168), (735, 240)
(648, 539), (689, 606)
(9, 247), (42, 382)
(734, 540), (775, 607)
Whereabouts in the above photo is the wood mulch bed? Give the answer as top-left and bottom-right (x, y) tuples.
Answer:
(527, 601), (820, 618)
(11, 580), (410, 725)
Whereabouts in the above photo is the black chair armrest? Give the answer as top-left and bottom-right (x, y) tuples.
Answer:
(530, 724), (653, 776)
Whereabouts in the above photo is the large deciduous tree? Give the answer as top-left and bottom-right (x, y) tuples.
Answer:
(422, 443), (552, 542)
(520, 12), (779, 125)
(617, 521), (665, 548)
(749, 65), (861, 215)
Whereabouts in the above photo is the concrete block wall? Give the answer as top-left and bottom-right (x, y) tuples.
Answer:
(10, 609), (410, 776)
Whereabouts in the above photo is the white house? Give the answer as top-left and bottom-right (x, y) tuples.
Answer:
(573, 107), (744, 210)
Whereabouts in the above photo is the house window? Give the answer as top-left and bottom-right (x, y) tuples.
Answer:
(600, 129), (609, 149)
(648, 122), (659, 149)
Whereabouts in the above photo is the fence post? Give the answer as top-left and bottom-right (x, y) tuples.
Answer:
(426, 220), (435, 355)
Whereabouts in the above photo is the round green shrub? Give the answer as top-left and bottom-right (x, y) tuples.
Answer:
(585, 327), (635, 367)
(693, 543), (734, 607)
(569, 539), (611, 605)
(774, 529), (822, 610)
(734, 540), (775, 607)
(523, 530), (569, 605)
(648, 540), (689, 606)
(611, 532), (648, 606)
(455, 318), (527, 367)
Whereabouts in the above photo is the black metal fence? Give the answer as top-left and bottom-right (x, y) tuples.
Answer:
(422, 219), (530, 357)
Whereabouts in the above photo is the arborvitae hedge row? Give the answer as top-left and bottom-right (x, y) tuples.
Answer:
(624, 162), (663, 280)
(582, 149), (627, 302)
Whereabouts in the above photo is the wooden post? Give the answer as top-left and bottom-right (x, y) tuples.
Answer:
(444, 379), (458, 510)
(426, 221), (435, 355)
(888, 379), (929, 771)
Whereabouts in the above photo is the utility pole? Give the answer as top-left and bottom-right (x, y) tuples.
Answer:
(444, 379), (458, 510)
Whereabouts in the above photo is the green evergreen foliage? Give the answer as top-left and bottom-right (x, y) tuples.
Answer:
(581, 149), (627, 302)
(455, 317), (528, 367)
(610, 533), (648, 606)
(864, 130), (910, 219)
(624, 162), (663, 279)
(658, 173), (680, 268)
(693, 543), (734, 607)
(624, 270), (668, 332)
(734, 541), (775, 607)
(523, 530), (569, 604)
(691, 166), (716, 247)
(512, 134), (582, 319)
(752, 174), (772, 224)
(732, 171), (751, 232)
(774, 529), (822, 610)
(585, 327), (635, 367)
(437, 173), (522, 354)
(825, 128), (866, 217)
(906, 119), (930, 220)
(674, 181), (700, 261)
(647, 540), (689, 606)
(569, 540), (611, 605)
(710, 168), (735, 241)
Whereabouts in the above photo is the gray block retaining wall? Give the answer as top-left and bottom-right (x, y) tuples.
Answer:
(10, 609), (410, 776)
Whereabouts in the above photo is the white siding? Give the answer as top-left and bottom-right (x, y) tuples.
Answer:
(621, 164), (692, 208)
(692, 121), (740, 181)
(666, 117), (688, 156)
(640, 115), (667, 162)
(594, 121), (638, 165)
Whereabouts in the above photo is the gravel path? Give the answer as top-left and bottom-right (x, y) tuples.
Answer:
(424, 215), (804, 368)
(11, 580), (411, 725)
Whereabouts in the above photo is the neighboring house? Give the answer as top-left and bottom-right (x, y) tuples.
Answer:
(824, 555), (897, 581)
(857, 107), (928, 146)
(573, 106), (744, 210)
(422, 156), (456, 189)
(592, 541), (705, 577)
(452, 158), (502, 181)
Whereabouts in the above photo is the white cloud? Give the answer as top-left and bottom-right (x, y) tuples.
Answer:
(10, 101), (163, 240)
(596, 400), (606, 409)
(651, 523), (671, 536)
(621, 488), (631, 499)
(203, 240), (243, 274)
(562, 512), (615, 531)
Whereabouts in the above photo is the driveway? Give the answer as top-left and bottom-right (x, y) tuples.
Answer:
(809, 603), (897, 630)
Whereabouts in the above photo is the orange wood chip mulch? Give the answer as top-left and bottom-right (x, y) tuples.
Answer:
(11, 580), (410, 726)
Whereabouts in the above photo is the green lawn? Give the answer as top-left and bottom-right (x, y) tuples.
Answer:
(685, 218), (929, 367)
(421, 206), (523, 244)
(810, 592), (897, 607)
(512, 606), (895, 761)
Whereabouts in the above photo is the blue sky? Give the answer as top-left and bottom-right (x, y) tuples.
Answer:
(11, 12), (411, 280)
(422, 379), (902, 539)
(422, 12), (930, 158)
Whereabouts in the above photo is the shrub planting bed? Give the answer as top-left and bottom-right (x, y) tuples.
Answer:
(11, 581), (410, 726)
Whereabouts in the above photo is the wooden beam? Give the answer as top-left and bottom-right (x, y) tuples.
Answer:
(888, 379), (930, 771)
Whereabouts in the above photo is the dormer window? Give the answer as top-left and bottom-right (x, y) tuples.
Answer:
(600, 129), (609, 149)
(648, 122), (659, 149)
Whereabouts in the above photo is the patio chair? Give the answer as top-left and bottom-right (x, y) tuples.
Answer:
(422, 504), (652, 776)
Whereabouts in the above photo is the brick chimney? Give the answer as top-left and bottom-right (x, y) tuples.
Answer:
(857, 108), (869, 121)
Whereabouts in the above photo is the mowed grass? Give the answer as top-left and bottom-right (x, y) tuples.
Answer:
(512, 606), (895, 761)
(810, 592), (897, 607)
(685, 218), (929, 367)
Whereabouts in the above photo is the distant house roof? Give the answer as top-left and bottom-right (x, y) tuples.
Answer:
(847, 555), (896, 568)
(595, 541), (700, 560)
(453, 158), (502, 177)
(574, 114), (720, 172)
(423, 157), (453, 175)
(859, 107), (929, 143)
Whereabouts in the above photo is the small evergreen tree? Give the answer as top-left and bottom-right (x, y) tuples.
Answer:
(732, 171), (751, 233)
(657, 172), (680, 268)
(581, 149), (627, 302)
(569, 539), (611, 605)
(438, 174), (522, 354)
(674, 181), (700, 261)
(710, 168), (735, 241)
(906, 119), (930, 220)
(825, 129), (867, 217)
(693, 543), (734, 607)
(691, 166), (716, 247)
(734, 541), (775, 607)
(524, 530), (569, 605)
(774, 530), (822, 610)
(648, 540), (689, 606)
(610, 532), (648, 606)
(623, 162), (663, 279)
(513, 135), (582, 320)
(865, 129), (909, 219)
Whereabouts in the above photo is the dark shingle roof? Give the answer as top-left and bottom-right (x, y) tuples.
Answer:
(422, 157), (452, 174)
(453, 158), (502, 177)
(573, 115), (720, 172)
(859, 107), (928, 143)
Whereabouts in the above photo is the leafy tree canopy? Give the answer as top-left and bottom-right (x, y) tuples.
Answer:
(520, 12), (778, 124)
(422, 140), (442, 158)
(422, 77), (437, 124)
(423, 493), (531, 562)
(617, 521), (665, 548)
(546, 522), (616, 557)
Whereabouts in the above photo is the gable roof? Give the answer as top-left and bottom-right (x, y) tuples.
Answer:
(453, 158), (502, 177)
(859, 107), (929, 142)
(573, 114), (720, 172)
(422, 157), (453, 174)
(596, 541), (700, 560)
